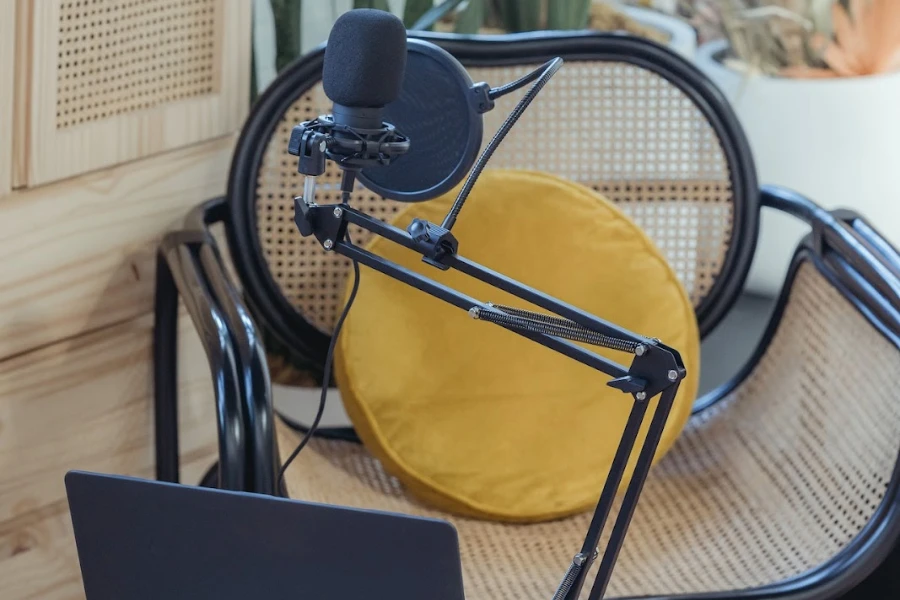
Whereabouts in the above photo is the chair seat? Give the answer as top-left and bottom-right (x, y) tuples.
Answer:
(279, 261), (900, 599)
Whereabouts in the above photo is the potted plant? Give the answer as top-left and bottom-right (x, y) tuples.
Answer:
(407, 0), (696, 57)
(692, 0), (900, 295)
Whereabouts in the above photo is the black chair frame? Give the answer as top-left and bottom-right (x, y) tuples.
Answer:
(153, 32), (900, 600)
(226, 31), (760, 377)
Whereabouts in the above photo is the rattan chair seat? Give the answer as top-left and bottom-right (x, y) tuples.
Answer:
(279, 262), (900, 599)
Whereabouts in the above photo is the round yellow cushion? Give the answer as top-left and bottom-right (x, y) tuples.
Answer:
(335, 169), (699, 522)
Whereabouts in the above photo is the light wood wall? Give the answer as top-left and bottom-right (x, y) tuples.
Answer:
(0, 315), (220, 600)
(0, 137), (234, 359)
(0, 137), (235, 598)
(0, 2), (251, 597)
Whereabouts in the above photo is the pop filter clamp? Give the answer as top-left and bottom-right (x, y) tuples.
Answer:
(288, 47), (686, 600)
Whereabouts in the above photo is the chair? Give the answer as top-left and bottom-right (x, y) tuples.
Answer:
(153, 30), (900, 599)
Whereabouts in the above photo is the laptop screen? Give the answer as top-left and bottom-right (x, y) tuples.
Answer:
(66, 471), (465, 600)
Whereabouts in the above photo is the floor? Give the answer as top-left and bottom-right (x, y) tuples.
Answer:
(697, 293), (775, 397)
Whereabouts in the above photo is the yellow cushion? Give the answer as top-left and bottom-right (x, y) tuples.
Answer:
(335, 169), (699, 522)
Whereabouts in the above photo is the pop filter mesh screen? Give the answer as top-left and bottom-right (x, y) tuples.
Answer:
(254, 61), (733, 337)
(360, 50), (474, 198)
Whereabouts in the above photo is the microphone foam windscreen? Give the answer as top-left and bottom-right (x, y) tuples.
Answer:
(322, 9), (408, 108)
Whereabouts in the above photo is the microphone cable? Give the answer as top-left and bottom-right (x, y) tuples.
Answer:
(277, 231), (361, 495)
(441, 57), (564, 231)
(278, 57), (563, 491)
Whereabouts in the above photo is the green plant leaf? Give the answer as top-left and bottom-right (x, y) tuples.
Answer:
(250, 42), (258, 104)
(270, 0), (303, 72)
(499, 0), (541, 32)
(484, 0), (503, 28)
(404, 0), (435, 27)
(547, 0), (590, 30)
(455, 0), (486, 33)
(354, 0), (391, 10)
(409, 0), (467, 31)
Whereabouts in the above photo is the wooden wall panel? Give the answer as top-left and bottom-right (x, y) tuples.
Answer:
(18, 0), (251, 186)
(0, 509), (82, 600)
(0, 314), (219, 600)
(0, 1), (15, 196)
(0, 4), (251, 598)
(0, 135), (234, 361)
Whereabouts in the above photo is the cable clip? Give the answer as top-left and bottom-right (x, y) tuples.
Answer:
(407, 218), (459, 270)
(471, 82), (494, 114)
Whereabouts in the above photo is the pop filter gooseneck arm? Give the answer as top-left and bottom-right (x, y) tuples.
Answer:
(441, 57), (562, 231)
(289, 22), (686, 600)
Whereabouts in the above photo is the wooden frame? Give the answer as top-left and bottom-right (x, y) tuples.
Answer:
(0, 1), (15, 196)
(14, 0), (251, 187)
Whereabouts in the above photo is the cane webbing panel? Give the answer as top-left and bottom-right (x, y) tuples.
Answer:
(254, 61), (734, 334)
(255, 83), (405, 334)
(57, 0), (219, 129)
(280, 262), (900, 598)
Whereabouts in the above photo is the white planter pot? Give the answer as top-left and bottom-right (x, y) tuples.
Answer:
(695, 40), (900, 296)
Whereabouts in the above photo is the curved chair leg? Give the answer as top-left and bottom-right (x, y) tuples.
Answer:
(154, 254), (181, 484)
(153, 237), (247, 491)
(154, 197), (282, 495)
(197, 243), (280, 495)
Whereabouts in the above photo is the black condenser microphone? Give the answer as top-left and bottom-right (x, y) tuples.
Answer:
(323, 9), (408, 131)
(289, 9), (410, 203)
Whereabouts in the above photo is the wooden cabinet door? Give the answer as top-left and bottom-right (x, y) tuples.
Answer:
(0, 2), (15, 196)
(14, 0), (250, 187)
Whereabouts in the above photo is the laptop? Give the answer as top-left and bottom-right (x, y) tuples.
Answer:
(65, 471), (466, 600)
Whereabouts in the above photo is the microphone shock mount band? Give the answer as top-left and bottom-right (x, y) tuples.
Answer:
(288, 116), (411, 177)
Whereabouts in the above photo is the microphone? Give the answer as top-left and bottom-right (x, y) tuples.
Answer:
(323, 9), (408, 131)
(289, 9), (411, 204)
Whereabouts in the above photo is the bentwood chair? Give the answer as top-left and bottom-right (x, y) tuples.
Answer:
(153, 31), (900, 599)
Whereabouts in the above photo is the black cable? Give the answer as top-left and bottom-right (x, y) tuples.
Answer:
(277, 57), (561, 487)
(277, 233), (361, 493)
(441, 57), (564, 231)
(282, 420), (361, 444)
(487, 61), (551, 100)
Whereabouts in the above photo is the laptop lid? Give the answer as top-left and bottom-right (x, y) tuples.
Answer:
(65, 471), (465, 600)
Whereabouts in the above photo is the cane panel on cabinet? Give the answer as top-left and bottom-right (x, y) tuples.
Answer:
(14, 0), (250, 186)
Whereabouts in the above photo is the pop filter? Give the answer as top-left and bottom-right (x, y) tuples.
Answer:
(357, 39), (486, 203)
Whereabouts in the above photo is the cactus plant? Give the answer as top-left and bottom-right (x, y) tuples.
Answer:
(547, 0), (592, 30)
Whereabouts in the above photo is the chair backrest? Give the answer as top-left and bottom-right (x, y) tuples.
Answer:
(225, 32), (758, 374)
